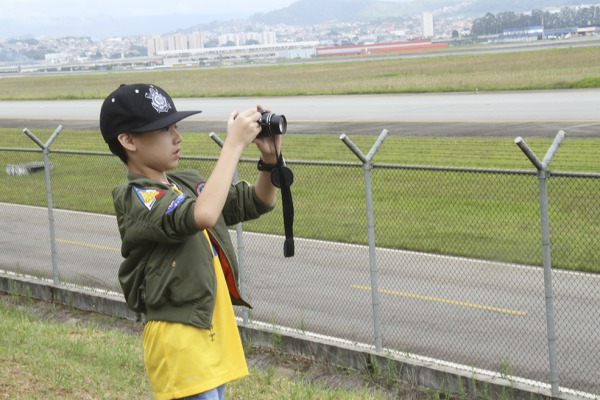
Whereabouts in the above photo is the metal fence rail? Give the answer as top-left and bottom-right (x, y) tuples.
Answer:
(1, 131), (599, 398)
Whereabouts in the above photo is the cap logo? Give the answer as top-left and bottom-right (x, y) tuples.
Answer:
(145, 87), (171, 113)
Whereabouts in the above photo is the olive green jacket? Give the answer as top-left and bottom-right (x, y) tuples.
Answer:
(112, 169), (274, 329)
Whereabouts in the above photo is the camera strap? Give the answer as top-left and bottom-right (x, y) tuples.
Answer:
(271, 153), (295, 257)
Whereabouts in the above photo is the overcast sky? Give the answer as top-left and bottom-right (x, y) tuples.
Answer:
(0, 0), (411, 39)
(0, 0), (296, 39)
(4, 0), (293, 19)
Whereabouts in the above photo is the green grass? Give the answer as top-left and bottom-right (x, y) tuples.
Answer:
(0, 297), (150, 399)
(2, 45), (597, 399)
(1, 128), (599, 272)
(4, 127), (599, 170)
(0, 295), (399, 400)
(1, 45), (599, 273)
(0, 45), (600, 99)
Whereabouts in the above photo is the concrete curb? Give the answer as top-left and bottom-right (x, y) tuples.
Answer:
(1, 273), (559, 400)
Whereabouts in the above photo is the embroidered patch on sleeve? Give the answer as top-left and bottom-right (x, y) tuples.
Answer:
(133, 186), (166, 211)
(195, 181), (206, 196)
(165, 193), (187, 215)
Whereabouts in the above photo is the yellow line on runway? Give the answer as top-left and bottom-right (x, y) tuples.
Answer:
(57, 238), (120, 252)
(351, 285), (527, 315)
(287, 119), (600, 124)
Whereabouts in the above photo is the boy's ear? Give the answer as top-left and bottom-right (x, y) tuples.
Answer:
(117, 133), (136, 151)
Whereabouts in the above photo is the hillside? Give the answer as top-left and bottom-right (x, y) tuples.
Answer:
(250, 0), (590, 25)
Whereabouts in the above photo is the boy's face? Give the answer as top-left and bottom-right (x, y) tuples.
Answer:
(130, 124), (182, 174)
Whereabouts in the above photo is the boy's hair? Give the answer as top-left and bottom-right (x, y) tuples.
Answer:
(107, 138), (128, 164)
(99, 83), (201, 162)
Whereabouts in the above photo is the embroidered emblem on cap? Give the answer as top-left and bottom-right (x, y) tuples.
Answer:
(133, 186), (166, 211)
(145, 87), (171, 113)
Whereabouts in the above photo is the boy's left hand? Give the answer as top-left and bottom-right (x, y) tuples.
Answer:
(253, 105), (282, 164)
(254, 134), (281, 164)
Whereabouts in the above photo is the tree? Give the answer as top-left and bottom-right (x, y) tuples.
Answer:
(482, 12), (498, 35)
(470, 6), (600, 38)
(531, 9), (544, 26)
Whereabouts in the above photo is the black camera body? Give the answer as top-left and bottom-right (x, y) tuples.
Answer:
(257, 110), (287, 138)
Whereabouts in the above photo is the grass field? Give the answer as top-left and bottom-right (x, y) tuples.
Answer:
(0, 45), (600, 99)
(1, 293), (407, 400)
(1, 45), (599, 272)
(1, 128), (599, 272)
(1, 46), (598, 399)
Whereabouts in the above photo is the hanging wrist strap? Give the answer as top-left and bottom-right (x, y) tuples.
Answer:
(279, 154), (294, 257)
(270, 152), (295, 257)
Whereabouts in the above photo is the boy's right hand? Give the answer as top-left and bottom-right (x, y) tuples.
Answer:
(226, 108), (262, 149)
(195, 107), (262, 229)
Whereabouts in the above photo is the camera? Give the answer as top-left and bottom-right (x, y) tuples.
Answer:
(257, 110), (287, 138)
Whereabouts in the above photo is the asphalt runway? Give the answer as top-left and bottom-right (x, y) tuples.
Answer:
(1, 89), (599, 137)
(1, 202), (599, 395)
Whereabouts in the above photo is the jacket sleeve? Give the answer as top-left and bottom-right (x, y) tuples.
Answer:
(221, 180), (276, 226)
(172, 169), (275, 227)
(113, 182), (200, 251)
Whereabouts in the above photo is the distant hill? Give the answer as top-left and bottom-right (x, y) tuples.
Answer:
(251, 0), (406, 25)
(250, 0), (591, 25)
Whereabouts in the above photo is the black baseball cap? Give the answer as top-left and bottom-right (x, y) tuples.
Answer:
(99, 83), (201, 143)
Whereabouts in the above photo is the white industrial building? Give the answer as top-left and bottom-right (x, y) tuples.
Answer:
(422, 12), (434, 37)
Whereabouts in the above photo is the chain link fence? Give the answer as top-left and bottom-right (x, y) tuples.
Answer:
(1, 130), (599, 398)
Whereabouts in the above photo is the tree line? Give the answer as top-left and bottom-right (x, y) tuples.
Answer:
(471, 6), (600, 36)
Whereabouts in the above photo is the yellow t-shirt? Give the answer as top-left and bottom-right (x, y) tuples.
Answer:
(142, 230), (248, 400)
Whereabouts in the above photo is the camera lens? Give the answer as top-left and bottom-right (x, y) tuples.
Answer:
(271, 114), (287, 135)
(258, 111), (287, 138)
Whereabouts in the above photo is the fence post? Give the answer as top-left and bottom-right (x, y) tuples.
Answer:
(515, 130), (564, 398)
(22, 125), (63, 285)
(209, 132), (249, 325)
(340, 129), (388, 352)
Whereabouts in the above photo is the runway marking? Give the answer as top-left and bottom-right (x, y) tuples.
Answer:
(57, 238), (120, 252)
(271, 119), (600, 124)
(8, 117), (600, 124)
(351, 285), (527, 315)
(4, 202), (598, 280)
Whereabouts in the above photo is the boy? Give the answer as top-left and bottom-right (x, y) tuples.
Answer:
(99, 83), (281, 400)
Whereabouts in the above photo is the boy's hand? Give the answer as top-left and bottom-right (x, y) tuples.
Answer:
(254, 134), (281, 164)
(226, 108), (262, 149)
(253, 105), (282, 164)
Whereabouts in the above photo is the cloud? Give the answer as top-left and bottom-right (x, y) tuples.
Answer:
(4, 0), (286, 19)
(0, 0), (270, 38)
(0, 0), (412, 39)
